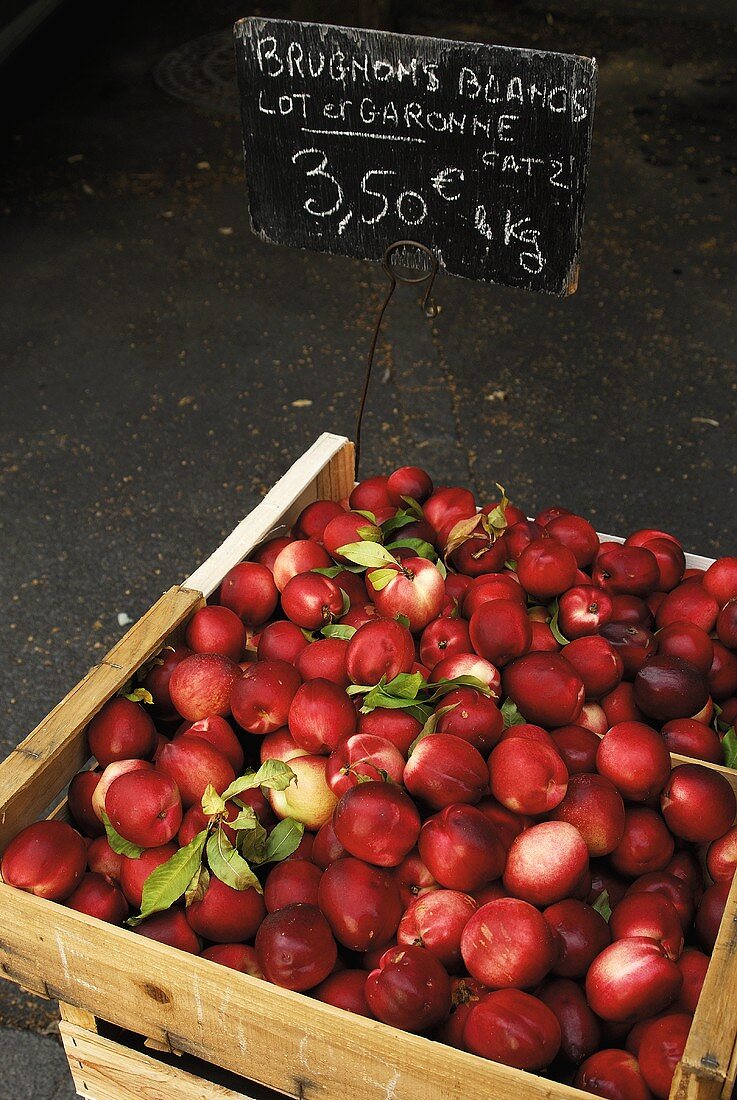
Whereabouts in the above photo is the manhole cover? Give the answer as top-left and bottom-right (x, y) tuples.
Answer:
(154, 30), (238, 115)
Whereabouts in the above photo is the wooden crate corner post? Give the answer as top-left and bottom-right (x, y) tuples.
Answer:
(671, 869), (737, 1100)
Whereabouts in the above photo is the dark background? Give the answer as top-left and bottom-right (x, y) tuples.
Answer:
(0, 0), (735, 1088)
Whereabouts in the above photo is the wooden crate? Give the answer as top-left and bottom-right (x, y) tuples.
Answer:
(1, 431), (736, 1100)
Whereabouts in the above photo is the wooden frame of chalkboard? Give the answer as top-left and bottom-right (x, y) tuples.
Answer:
(234, 17), (597, 296)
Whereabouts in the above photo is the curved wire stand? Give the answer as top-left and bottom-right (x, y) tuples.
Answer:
(355, 240), (441, 475)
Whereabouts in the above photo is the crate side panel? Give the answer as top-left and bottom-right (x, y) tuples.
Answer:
(677, 871), (737, 1099)
(61, 1023), (253, 1100)
(0, 887), (589, 1100)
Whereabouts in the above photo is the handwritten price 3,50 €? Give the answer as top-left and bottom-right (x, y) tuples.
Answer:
(291, 147), (548, 274)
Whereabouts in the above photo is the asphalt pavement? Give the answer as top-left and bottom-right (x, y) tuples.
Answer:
(0, 0), (735, 1093)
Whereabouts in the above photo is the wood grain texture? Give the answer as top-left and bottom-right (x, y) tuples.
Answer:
(60, 1002), (98, 1030)
(674, 871), (737, 1100)
(3, 886), (591, 1100)
(60, 1024), (252, 1100)
(672, 1063), (722, 1100)
(183, 433), (352, 597)
(0, 586), (202, 851)
(315, 437), (356, 502)
(234, 18), (597, 295)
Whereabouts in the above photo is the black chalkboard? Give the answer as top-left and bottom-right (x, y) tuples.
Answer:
(234, 18), (597, 296)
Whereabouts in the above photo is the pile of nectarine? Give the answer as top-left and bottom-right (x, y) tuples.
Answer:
(4, 465), (737, 1100)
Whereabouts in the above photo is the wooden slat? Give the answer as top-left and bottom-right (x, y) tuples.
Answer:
(183, 434), (354, 598)
(60, 1024), (253, 1100)
(1, 885), (590, 1100)
(60, 1001), (98, 1031)
(673, 871), (737, 1100)
(0, 587), (202, 851)
(671, 1066), (718, 1100)
(724, 1036), (737, 1100)
(315, 438), (355, 503)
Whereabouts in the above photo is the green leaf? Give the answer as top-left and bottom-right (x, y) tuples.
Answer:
(262, 819), (305, 864)
(426, 675), (493, 701)
(357, 694), (431, 725)
(132, 829), (208, 924)
(381, 511), (418, 538)
(207, 830), (262, 893)
(221, 759), (297, 802)
(321, 623), (356, 640)
(444, 515), (482, 559)
(723, 727), (737, 769)
(504, 560), (518, 571)
(352, 671), (487, 726)
(101, 812), (144, 859)
(237, 819), (268, 863)
(184, 864), (210, 907)
(592, 890), (612, 922)
(395, 614), (411, 629)
(408, 703), (458, 755)
(409, 703), (433, 724)
(337, 541), (398, 570)
(368, 566), (399, 592)
(713, 702), (731, 736)
(386, 672), (426, 699)
(399, 495), (425, 520)
(386, 538), (437, 561)
(228, 805), (260, 831)
(312, 564), (365, 578)
(361, 685), (416, 711)
(547, 600), (570, 647)
(201, 783), (227, 817)
(501, 698), (527, 729)
(485, 483), (510, 537)
(354, 672), (493, 722)
(353, 509), (378, 524)
(121, 687), (154, 705)
(356, 524), (383, 544)
(435, 559), (448, 580)
(311, 564), (344, 578)
(340, 587), (351, 615)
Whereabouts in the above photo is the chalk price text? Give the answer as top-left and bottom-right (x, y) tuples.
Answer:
(291, 147), (553, 275)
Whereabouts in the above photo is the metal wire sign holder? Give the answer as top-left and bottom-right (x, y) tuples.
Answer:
(354, 240), (440, 475)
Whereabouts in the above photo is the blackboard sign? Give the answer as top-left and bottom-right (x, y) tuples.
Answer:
(234, 18), (597, 296)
